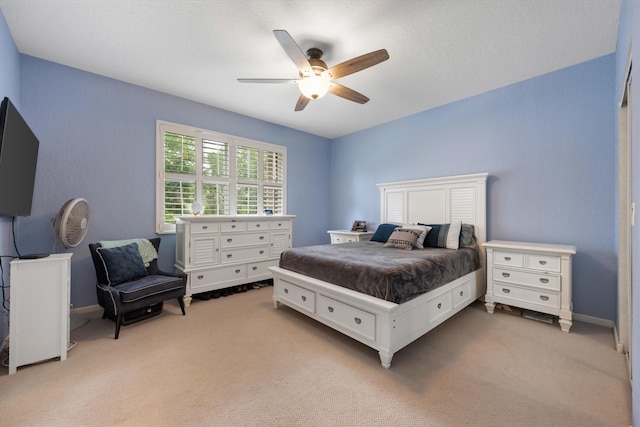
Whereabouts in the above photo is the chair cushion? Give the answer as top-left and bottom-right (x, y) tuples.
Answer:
(96, 243), (148, 286)
(116, 275), (184, 303)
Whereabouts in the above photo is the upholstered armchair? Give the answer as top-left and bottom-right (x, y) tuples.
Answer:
(88, 237), (186, 339)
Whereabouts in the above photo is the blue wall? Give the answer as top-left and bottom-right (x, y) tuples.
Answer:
(14, 55), (331, 310)
(0, 9), (20, 341)
(331, 55), (617, 321)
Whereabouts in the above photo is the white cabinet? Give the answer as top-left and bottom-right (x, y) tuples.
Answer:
(9, 253), (72, 374)
(482, 240), (576, 332)
(327, 230), (374, 244)
(176, 215), (294, 305)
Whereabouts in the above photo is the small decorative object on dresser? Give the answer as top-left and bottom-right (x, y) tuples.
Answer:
(482, 240), (576, 332)
(327, 229), (374, 244)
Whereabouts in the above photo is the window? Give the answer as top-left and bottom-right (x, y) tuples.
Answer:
(156, 121), (287, 233)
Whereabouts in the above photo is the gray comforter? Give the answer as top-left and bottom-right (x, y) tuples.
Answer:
(279, 241), (480, 304)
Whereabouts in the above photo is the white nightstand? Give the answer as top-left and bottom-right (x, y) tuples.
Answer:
(327, 230), (374, 244)
(482, 240), (576, 332)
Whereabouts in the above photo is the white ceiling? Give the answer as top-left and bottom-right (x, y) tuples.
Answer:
(0, 0), (621, 139)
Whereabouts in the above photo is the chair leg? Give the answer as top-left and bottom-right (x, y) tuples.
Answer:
(177, 297), (186, 315)
(114, 314), (123, 339)
(102, 310), (107, 319)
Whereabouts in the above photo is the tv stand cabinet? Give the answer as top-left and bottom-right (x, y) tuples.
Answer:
(9, 253), (72, 374)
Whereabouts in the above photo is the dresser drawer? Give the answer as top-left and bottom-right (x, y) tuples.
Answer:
(189, 265), (246, 291)
(190, 222), (219, 234)
(247, 221), (269, 231)
(278, 281), (315, 314)
(220, 232), (269, 248)
(493, 268), (560, 291)
(247, 259), (277, 279)
(493, 283), (560, 310)
(493, 251), (524, 268)
(270, 220), (291, 230)
(221, 246), (269, 263)
(525, 254), (561, 272)
(428, 291), (453, 325)
(221, 221), (246, 232)
(317, 294), (376, 342)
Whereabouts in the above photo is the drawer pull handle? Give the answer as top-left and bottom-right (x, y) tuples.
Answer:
(227, 238), (233, 243)
(539, 295), (549, 301)
(460, 291), (464, 297)
(260, 236), (265, 240)
(202, 226), (208, 230)
(252, 266), (257, 271)
(502, 288), (511, 294)
(354, 317), (362, 325)
(540, 278), (549, 284)
(301, 296), (306, 302)
(227, 254), (233, 258)
(284, 288), (288, 294)
(502, 272), (510, 278)
(197, 275), (204, 280)
(256, 224), (261, 227)
(437, 303), (442, 309)
(278, 223), (282, 226)
(328, 306), (334, 313)
(231, 224), (237, 229)
(235, 269), (241, 274)
(504, 256), (511, 261)
(259, 250), (264, 254)
(539, 260), (547, 265)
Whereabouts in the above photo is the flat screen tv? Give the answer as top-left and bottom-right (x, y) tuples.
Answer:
(0, 97), (39, 216)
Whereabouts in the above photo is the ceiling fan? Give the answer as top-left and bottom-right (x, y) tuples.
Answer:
(237, 30), (389, 111)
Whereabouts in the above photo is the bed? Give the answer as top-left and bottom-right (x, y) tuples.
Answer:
(269, 173), (488, 368)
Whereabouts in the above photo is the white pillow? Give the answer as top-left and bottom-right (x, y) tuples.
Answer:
(446, 221), (462, 249)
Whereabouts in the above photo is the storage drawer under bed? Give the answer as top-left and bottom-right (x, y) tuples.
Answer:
(317, 294), (376, 342)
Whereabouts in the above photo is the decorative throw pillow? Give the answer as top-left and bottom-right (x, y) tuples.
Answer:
(420, 221), (462, 249)
(370, 223), (400, 243)
(97, 243), (148, 286)
(402, 224), (431, 249)
(459, 224), (477, 249)
(384, 228), (420, 250)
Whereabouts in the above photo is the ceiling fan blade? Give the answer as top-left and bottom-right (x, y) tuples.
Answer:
(328, 83), (369, 104)
(273, 30), (313, 76)
(237, 78), (299, 84)
(325, 49), (389, 80)
(295, 94), (311, 111)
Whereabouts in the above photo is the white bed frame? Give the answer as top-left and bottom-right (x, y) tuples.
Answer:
(269, 173), (489, 368)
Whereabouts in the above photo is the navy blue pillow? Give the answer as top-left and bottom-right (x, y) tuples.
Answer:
(97, 243), (148, 285)
(370, 223), (399, 243)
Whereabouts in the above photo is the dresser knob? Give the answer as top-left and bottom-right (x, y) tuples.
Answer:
(301, 296), (306, 302)
(284, 288), (288, 294)
(539, 260), (547, 265)
(539, 295), (549, 301)
(227, 254), (233, 258)
(252, 266), (257, 271)
(504, 256), (511, 261)
(197, 275), (204, 280)
(502, 288), (511, 294)
(437, 303), (442, 309)
(260, 236), (265, 240)
(259, 250), (264, 254)
(540, 278), (549, 284)
(235, 269), (241, 274)
(202, 226), (208, 230)
(460, 291), (464, 297)
(328, 307), (334, 313)
(502, 272), (510, 278)
(227, 238), (232, 243)
(354, 317), (362, 325)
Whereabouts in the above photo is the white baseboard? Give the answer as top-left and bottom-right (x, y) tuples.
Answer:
(572, 312), (615, 328)
(72, 304), (101, 316)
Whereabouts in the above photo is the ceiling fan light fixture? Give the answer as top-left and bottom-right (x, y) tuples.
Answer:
(298, 74), (330, 100)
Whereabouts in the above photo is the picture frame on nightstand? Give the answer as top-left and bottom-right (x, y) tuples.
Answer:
(351, 220), (367, 232)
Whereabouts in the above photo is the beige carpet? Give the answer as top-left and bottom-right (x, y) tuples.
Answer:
(0, 286), (632, 427)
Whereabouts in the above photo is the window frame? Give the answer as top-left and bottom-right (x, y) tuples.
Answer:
(156, 120), (287, 233)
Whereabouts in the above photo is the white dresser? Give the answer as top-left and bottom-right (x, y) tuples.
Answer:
(9, 253), (72, 374)
(482, 240), (576, 332)
(327, 230), (374, 244)
(175, 215), (294, 305)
